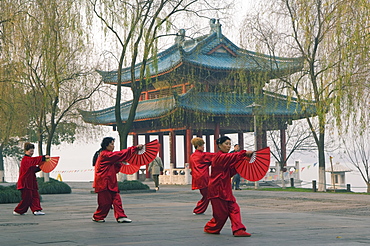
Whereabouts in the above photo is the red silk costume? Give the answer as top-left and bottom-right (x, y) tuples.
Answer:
(204, 150), (247, 234)
(93, 146), (137, 221)
(190, 149), (214, 214)
(14, 155), (44, 214)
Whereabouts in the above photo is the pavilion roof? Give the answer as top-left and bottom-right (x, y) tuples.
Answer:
(325, 163), (352, 172)
(97, 26), (303, 85)
(79, 90), (316, 125)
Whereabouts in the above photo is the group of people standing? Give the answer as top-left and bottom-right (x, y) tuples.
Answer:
(190, 136), (253, 237)
(13, 136), (252, 238)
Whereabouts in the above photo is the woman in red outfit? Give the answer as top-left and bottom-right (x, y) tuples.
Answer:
(190, 137), (214, 215)
(204, 136), (253, 237)
(92, 137), (143, 223)
(14, 142), (49, 216)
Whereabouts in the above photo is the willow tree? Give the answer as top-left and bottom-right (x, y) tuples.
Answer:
(240, 0), (369, 191)
(0, 65), (29, 182)
(89, 0), (232, 149)
(0, 0), (30, 182)
(11, 0), (101, 181)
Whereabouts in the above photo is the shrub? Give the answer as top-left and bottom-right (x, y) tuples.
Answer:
(0, 185), (21, 204)
(118, 180), (149, 191)
(37, 177), (71, 194)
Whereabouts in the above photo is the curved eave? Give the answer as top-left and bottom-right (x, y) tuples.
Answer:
(79, 96), (177, 125)
(79, 91), (317, 126)
(177, 92), (316, 119)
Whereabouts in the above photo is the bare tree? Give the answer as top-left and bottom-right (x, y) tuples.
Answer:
(269, 121), (315, 165)
(240, 0), (369, 191)
(88, 0), (233, 149)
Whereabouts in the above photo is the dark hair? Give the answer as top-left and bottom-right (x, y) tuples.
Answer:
(93, 137), (115, 166)
(216, 136), (231, 145)
(234, 144), (239, 147)
(101, 137), (115, 150)
(24, 142), (35, 151)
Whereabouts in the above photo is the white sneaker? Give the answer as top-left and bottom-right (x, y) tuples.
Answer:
(13, 211), (24, 215)
(117, 217), (132, 223)
(92, 218), (105, 223)
(33, 211), (45, 215)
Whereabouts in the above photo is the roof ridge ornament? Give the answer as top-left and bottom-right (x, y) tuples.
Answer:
(175, 29), (186, 47)
(210, 18), (222, 38)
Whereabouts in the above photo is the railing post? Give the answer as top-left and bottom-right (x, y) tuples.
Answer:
(312, 180), (317, 192)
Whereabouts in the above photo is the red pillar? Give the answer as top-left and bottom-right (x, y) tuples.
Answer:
(238, 131), (244, 150)
(170, 130), (176, 168)
(205, 134), (211, 152)
(145, 134), (150, 179)
(185, 128), (192, 164)
(158, 132), (164, 161)
(132, 133), (139, 179)
(262, 130), (267, 148)
(158, 132), (164, 174)
(214, 122), (220, 152)
(280, 128), (287, 167)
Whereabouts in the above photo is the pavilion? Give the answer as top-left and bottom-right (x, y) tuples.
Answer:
(80, 19), (316, 173)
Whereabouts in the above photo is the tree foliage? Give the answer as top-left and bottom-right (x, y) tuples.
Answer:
(0, 0), (102, 181)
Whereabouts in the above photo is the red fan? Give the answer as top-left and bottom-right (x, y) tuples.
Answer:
(235, 147), (270, 182)
(119, 162), (142, 175)
(39, 157), (60, 173)
(126, 139), (160, 166)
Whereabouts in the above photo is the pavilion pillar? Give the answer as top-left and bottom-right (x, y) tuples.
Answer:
(280, 128), (287, 167)
(262, 129), (267, 148)
(158, 133), (164, 161)
(133, 133), (138, 146)
(169, 130), (177, 168)
(205, 133), (211, 152)
(214, 122), (220, 151)
(185, 128), (192, 164)
(132, 133), (139, 180)
(145, 134), (151, 179)
(158, 132), (164, 175)
(255, 116), (263, 150)
(196, 130), (202, 138)
(238, 131), (244, 150)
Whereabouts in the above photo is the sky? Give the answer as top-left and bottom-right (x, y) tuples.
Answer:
(4, 1), (368, 192)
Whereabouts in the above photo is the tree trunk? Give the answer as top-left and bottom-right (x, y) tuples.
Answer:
(0, 145), (4, 182)
(367, 182), (370, 193)
(318, 130), (326, 192)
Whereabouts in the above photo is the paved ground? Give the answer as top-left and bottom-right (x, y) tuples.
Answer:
(1, 181), (369, 246)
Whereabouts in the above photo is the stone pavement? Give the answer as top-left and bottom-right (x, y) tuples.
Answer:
(1, 181), (369, 246)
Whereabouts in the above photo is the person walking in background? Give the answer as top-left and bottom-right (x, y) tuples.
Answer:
(13, 142), (49, 216)
(190, 137), (214, 215)
(204, 136), (254, 237)
(230, 144), (242, 190)
(148, 156), (163, 191)
(92, 137), (143, 223)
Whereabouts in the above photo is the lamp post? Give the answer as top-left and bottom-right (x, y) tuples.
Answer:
(246, 102), (262, 189)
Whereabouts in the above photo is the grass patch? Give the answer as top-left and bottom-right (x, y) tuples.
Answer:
(118, 180), (150, 191)
(248, 187), (369, 194)
(256, 187), (316, 192)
